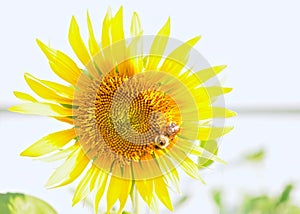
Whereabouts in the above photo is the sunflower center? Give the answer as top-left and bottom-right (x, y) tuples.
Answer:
(94, 72), (180, 161)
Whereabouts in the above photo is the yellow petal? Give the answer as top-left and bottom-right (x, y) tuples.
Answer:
(69, 16), (91, 66)
(89, 167), (99, 191)
(155, 157), (180, 193)
(111, 7), (126, 65)
(36, 39), (82, 85)
(53, 116), (74, 125)
(145, 17), (170, 71)
(87, 11), (100, 57)
(198, 126), (234, 140)
(94, 171), (109, 214)
(154, 176), (173, 211)
(72, 164), (98, 206)
(20, 128), (76, 157)
(179, 66), (226, 90)
(175, 139), (225, 164)
(101, 7), (112, 49)
(127, 37), (143, 75)
(193, 65), (227, 83)
(13, 91), (37, 102)
(9, 103), (72, 117)
(40, 79), (74, 99)
(130, 12), (143, 37)
(46, 147), (89, 188)
(84, 12), (101, 79)
(136, 179), (153, 207)
(180, 156), (204, 182)
(127, 12), (143, 75)
(132, 157), (162, 180)
(176, 68), (200, 89)
(168, 147), (204, 182)
(24, 73), (72, 104)
(107, 176), (132, 213)
(192, 86), (232, 103)
(111, 6), (125, 44)
(198, 107), (237, 120)
(166, 170), (180, 193)
(159, 36), (201, 76)
(38, 143), (79, 162)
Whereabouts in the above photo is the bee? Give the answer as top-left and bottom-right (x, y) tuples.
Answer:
(165, 122), (180, 137)
(154, 135), (170, 149)
(154, 122), (180, 149)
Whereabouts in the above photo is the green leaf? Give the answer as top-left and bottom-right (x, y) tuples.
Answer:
(212, 190), (222, 209)
(244, 149), (265, 162)
(174, 194), (189, 209)
(285, 205), (300, 214)
(241, 195), (274, 214)
(276, 184), (294, 206)
(198, 140), (218, 168)
(0, 193), (57, 214)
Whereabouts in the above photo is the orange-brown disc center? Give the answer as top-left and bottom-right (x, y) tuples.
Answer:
(94, 72), (181, 161)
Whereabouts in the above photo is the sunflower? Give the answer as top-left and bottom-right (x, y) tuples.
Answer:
(10, 6), (235, 213)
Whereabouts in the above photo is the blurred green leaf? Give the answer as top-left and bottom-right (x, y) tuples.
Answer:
(244, 149), (265, 162)
(216, 184), (300, 214)
(285, 205), (300, 214)
(198, 140), (218, 168)
(276, 184), (293, 206)
(212, 190), (222, 209)
(241, 195), (274, 214)
(0, 192), (57, 214)
(174, 194), (189, 209)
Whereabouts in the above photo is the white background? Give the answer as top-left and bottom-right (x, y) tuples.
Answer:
(1, 0), (300, 213)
